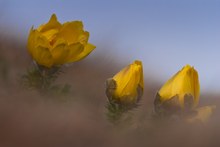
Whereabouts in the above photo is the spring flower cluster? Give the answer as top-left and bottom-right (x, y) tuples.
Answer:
(25, 14), (215, 124)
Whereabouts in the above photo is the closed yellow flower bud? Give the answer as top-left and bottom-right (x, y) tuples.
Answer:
(155, 65), (200, 113)
(27, 14), (96, 67)
(106, 60), (144, 104)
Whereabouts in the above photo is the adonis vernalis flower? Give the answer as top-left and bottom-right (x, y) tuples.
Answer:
(105, 60), (144, 124)
(27, 14), (96, 67)
(154, 65), (200, 114)
(106, 60), (144, 104)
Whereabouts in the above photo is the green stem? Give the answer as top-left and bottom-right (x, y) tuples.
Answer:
(21, 63), (61, 93)
(106, 101), (136, 125)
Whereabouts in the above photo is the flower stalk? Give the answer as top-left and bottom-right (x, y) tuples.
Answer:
(21, 63), (62, 93)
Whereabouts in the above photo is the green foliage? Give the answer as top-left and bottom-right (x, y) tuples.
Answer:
(21, 64), (71, 97)
(106, 101), (127, 124)
(106, 99), (139, 125)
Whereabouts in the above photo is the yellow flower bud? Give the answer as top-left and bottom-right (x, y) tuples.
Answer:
(155, 65), (200, 112)
(106, 60), (144, 104)
(27, 14), (96, 67)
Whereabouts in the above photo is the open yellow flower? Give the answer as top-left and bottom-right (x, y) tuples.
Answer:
(27, 14), (96, 67)
(155, 65), (200, 113)
(106, 60), (144, 104)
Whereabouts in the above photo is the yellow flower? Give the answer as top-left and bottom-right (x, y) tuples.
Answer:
(186, 105), (216, 123)
(157, 65), (200, 109)
(27, 14), (96, 67)
(106, 60), (144, 104)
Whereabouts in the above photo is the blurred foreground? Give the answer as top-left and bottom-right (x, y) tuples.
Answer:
(0, 35), (220, 147)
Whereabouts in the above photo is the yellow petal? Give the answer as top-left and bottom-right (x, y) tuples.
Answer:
(50, 37), (66, 51)
(32, 46), (54, 67)
(51, 43), (83, 65)
(37, 14), (61, 43)
(27, 28), (53, 67)
(186, 105), (216, 123)
(58, 21), (85, 44)
(112, 60), (143, 102)
(158, 65), (200, 108)
(37, 14), (61, 32)
(78, 31), (89, 45)
(27, 29), (50, 49)
(50, 43), (69, 65)
(65, 43), (96, 63)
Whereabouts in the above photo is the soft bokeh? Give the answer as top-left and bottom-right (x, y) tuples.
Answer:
(0, 1), (220, 147)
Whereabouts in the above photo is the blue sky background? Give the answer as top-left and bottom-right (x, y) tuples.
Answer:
(1, 0), (220, 93)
